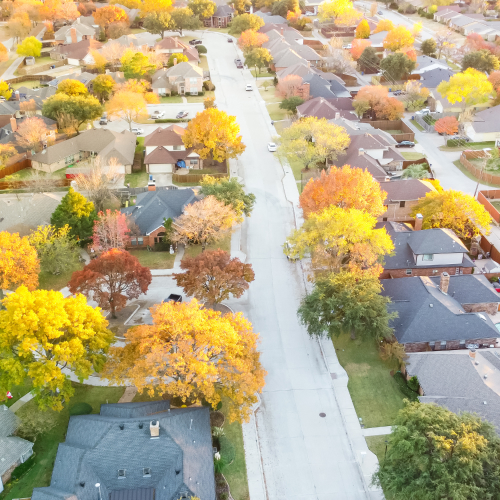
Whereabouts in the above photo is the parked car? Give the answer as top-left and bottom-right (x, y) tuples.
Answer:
(306, 11), (315, 15)
(99, 112), (108, 125)
(227, 37), (233, 42)
(245, 84), (252, 91)
(176, 110), (188, 119)
(163, 294), (182, 303)
(392, 90), (402, 96)
(131, 127), (144, 135)
(396, 141), (415, 148)
(268, 142), (277, 152)
(152, 110), (165, 118)
(415, 108), (431, 115)
(235, 58), (243, 68)
(450, 135), (470, 142)
(377, 10), (383, 14)
(342, 43), (352, 49)
(189, 39), (202, 45)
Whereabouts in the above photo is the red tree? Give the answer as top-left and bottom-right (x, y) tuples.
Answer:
(69, 249), (152, 318)
(351, 39), (371, 60)
(277, 74), (302, 98)
(373, 96), (404, 120)
(434, 116), (458, 135)
(92, 209), (130, 253)
(173, 249), (255, 305)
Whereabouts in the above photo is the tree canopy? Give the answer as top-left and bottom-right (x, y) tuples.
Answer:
(421, 38), (437, 57)
(120, 50), (157, 79)
(142, 11), (173, 39)
(355, 19), (370, 39)
(92, 74), (115, 102)
(462, 49), (500, 73)
(383, 26), (415, 51)
(17, 36), (42, 57)
(187, 0), (216, 18)
(244, 47), (272, 73)
(228, 13), (265, 35)
(56, 78), (88, 96)
(380, 52), (416, 81)
(106, 90), (148, 131)
(238, 29), (269, 53)
(437, 68), (493, 109)
(318, 0), (355, 20)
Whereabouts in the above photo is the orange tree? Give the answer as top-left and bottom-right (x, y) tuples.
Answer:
(103, 299), (267, 423)
(351, 39), (371, 60)
(238, 29), (268, 54)
(299, 165), (387, 218)
(93, 5), (128, 31)
(434, 116), (459, 139)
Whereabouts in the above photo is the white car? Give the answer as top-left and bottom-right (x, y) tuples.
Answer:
(268, 143), (277, 152)
(131, 127), (144, 135)
(152, 110), (165, 118)
(306, 11), (315, 15)
(245, 84), (253, 91)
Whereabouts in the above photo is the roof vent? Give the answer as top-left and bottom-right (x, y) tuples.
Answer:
(119, 424), (124, 430)
(484, 374), (488, 379)
(429, 304), (433, 308)
(484, 401), (488, 405)
(175, 469), (181, 475)
(139, 422), (143, 429)
(143, 467), (151, 477)
(150, 420), (159, 439)
(80, 482), (85, 487)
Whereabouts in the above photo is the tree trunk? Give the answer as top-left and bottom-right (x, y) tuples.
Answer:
(110, 300), (117, 319)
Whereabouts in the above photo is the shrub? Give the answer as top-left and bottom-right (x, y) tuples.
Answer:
(203, 80), (215, 91)
(153, 241), (172, 251)
(196, 45), (207, 54)
(389, 2), (398, 8)
(11, 454), (36, 480)
(219, 435), (235, 464)
(489, 276), (499, 283)
(426, 12), (434, 18)
(213, 454), (227, 473)
(185, 91), (205, 96)
(393, 371), (419, 401)
(407, 375), (420, 392)
(447, 139), (461, 147)
(69, 402), (93, 415)
(155, 118), (191, 123)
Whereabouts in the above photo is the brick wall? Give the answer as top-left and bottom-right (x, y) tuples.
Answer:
(404, 338), (498, 352)
(128, 225), (165, 248)
(379, 200), (420, 222)
(462, 302), (500, 315)
(379, 266), (473, 279)
(1, 459), (20, 485)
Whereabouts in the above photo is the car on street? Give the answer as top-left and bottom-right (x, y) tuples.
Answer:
(235, 58), (243, 68)
(396, 141), (415, 148)
(306, 11), (315, 15)
(268, 142), (277, 152)
(152, 110), (164, 119)
(415, 108), (431, 115)
(245, 84), (253, 91)
(450, 135), (470, 142)
(227, 37), (233, 42)
(163, 294), (182, 303)
(342, 43), (352, 49)
(189, 39), (202, 45)
(176, 110), (188, 119)
(377, 10), (383, 14)
(131, 127), (144, 135)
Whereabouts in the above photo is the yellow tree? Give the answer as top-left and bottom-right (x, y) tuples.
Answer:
(284, 205), (394, 276)
(318, 0), (354, 21)
(93, 5), (129, 30)
(437, 68), (493, 111)
(0, 43), (8, 63)
(56, 78), (88, 96)
(373, 19), (394, 34)
(0, 287), (114, 411)
(0, 232), (39, 295)
(238, 29), (269, 54)
(140, 0), (173, 15)
(355, 19), (371, 39)
(106, 90), (148, 131)
(103, 299), (266, 423)
(182, 108), (246, 162)
(411, 190), (492, 239)
(335, 7), (362, 27)
(0, 80), (12, 100)
(383, 26), (415, 51)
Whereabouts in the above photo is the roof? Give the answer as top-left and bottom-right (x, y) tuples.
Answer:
(31, 401), (215, 500)
(213, 4), (233, 16)
(470, 105), (500, 134)
(0, 405), (20, 438)
(419, 67), (454, 89)
(449, 15), (476, 26)
(381, 276), (499, 344)
(273, 49), (305, 68)
(51, 39), (102, 59)
(302, 73), (350, 99)
(407, 228), (468, 254)
(276, 62), (313, 80)
(144, 126), (185, 147)
(254, 12), (286, 23)
(464, 22), (493, 33)
(54, 23), (95, 40)
(416, 54), (449, 71)
(121, 189), (198, 235)
(165, 62), (203, 78)
(368, 31), (388, 45)
(297, 96), (357, 120)
(48, 71), (97, 87)
(144, 146), (195, 165)
(379, 179), (434, 204)
(328, 118), (396, 143)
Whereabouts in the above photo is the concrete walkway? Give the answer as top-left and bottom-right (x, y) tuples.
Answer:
(10, 391), (34, 413)
(362, 427), (392, 437)
(118, 386), (138, 403)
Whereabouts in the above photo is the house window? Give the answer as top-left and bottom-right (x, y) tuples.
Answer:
(382, 217), (387, 221)
(422, 254), (434, 261)
(460, 340), (466, 348)
(429, 341), (435, 350)
(440, 341), (447, 349)
(190, 159), (198, 165)
(189, 77), (198, 84)
(118, 469), (126, 479)
(190, 88), (198, 95)
(406, 269), (412, 275)
(173, 145), (181, 150)
(143, 468), (151, 477)
(138, 237), (143, 245)
(399, 201), (406, 208)
(131, 239), (138, 246)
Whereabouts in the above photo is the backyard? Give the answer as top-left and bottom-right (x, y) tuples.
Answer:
(38, 261), (84, 291)
(401, 152), (425, 160)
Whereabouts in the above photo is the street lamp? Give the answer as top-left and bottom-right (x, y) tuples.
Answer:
(95, 483), (102, 500)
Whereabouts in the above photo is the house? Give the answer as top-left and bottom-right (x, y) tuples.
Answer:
(296, 96), (358, 120)
(122, 188), (199, 246)
(381, 273), (500, 352)
(31, 129), (136, 174)
(368, 31), (388, 48)
(434, 7), (460, 22)
(154, 37), (200, 64)
(462, 22), (495, 38)
(465, 105), (500, 142)
(204, 4), (234, 28)
(254, 12), (286, 24)
(54, 19), (97, 43)
(105, 70), (127, 85)
(378, 179), (436, 223)
(0, 95), (44, 121)
(0, 405), (34, 489)
(143, 126), (202, 174)
(50, 39), (103, 65)
(414, 55), (450, 74)
(301, 73), (350, 99)
(47, 72), (97, 90)
(419, 67), (454, 91)
(377, 219), (475, 278)
(0, 115), (57, 151)
(151, 62), (204, 96)
(31, 401), (215, 500)
(106, 32), (159, 51)
(262, 25), (304, 44)
(448, 15), (476, 32)
(403, 351), (500, 433)
(266, 36), (322, 70)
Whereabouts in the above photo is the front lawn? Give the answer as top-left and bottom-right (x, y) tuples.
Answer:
(38, 261), (84, 291)
(267, 103), (287, 121)
(365, 435), (390, 463)
(0, 384), (124, 500)
(199, 55), (209, 71)
(125, 170), (149, 188)
(183, 234), (231, 261)
(333, 333), (406, 428)
(11, 80), (41, 90)
(250, 69), (275, 78)
(186, 90), (214, 103)
(161, 95), (183, 103)
(409, 119), (424, 132)
(400, 152), (425, 160)
(128, 249), (176, 269)
(1, 378), (32, 408)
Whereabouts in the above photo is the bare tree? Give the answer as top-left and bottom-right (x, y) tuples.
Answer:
(323, 38), (355, 74)
(277, 75), (302, 98)
(435, 29), (456, 60)
(20, 99), (37, 118)
(16, 117), (50, 153)
(21, 169), (57, 193)
(100, 41), (126, 68)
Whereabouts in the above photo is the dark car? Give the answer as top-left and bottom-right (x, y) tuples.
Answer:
(189, 39), (202, 45)
(163, 294), (182, 303)
(227, 37), (233, 43)
(176, 110), (188, 119)
(393, 90), (402, 96)
(396, 141), (415, 148)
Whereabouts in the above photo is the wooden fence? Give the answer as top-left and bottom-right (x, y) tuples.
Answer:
(172, 172), (228, 184)
(478, 190), (500, 223)
(402, 157), (429, 169)
(460, 151), (500, 186)
(4, 74), (53, 85)
(0, 159), (31, 180)
(360, 119), (415, 142)
(0, 178), (71, 191)
(17, 59), (68, 76)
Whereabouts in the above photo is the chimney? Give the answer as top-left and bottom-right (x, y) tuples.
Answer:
(358, 148), (364, 156)
(384, 176), (391, 182)
(70, 27), (77, 44)
(281, 27), (284, 36)
(173, 57), (177, 65)
(440, 272), (450, 294)
(469, 347), (476, 359)
(14, 91), (19, 101)
(174, 37), (178, 47)
(414, 213), (423, 231)
(150, 420), (159, 439)
(10, 117), (17, 132)
(76, 16), (80, 23)
(335, 112), (340, 119)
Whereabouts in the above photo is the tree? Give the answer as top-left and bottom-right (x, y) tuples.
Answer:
(373, 401), (500, 499)
(17, 36), (42, 57)
(421, 38), (437, 57)
(412, 189), (492, 239)
(353, 84), (388, 116)
(434, 115), (458, 141)
(142, 11), (172, 39)
(404, 80), (430, 111)
(106, 91), (148, 131)
(400, 163), (430, 179)
(204, 95), (216, 108)
(0, 232), (39, 294)
(0, 80), (12, 101)
(110, 0), (141, 8)
(299, 165), (387, 218)
(238, 29), (269, 54)
(462, 49), (500, 73)
(276, 74), (302, 98)
(92, 74), (115, 102)
(102, 299), (266, 423)
(140, 0), (173, 16)
(437, 68), (493, 111)
(383, 26), (414, 52)
(173, 249), (255, 305)
(167, 52), (189, 67)
(318, 0), (354, 21)
(92, 209), (130, 252)
(369, 1), (377, 16)
(244, 47), (272, 74)
(15, 117), (50, 153)
(170, 7), (201, 35)
(373, 18), (394, 33)
(0, 287), (114, 411)
(51, 188), (97, 242)
(89, 50), (107, 73)
(298, 271), (395, 340)
(107, 21), (130, 39)
(183, 108), (246, 162)
(57, 78), (88, 96)
(93, 5), (128, 31)
(232, 0), (253, 14)
(228, 13), (265, 35)
(435, 28), (455, 59)
(284, 205), (393, 275)
(42, 93), (102, 134)
(28, 224), (79, 275)
(0, 144), (17, 169)
(357, 45), (379, 73)
(380, 52), (416, 81)
(277, 117), (350, 170)
(279, 96), (304, 115)
(188, 0), (216, 18)
(10, 13), (31, 42)
(0, 43), (8, 63)
(335, 7), (362, 27)
(69, 248), (152, 318)
(374, 96), (404, 120)
(58, 0), (80, 21)
(350, 39), (371, 61)
(200, 176), (255, 218)
(120, 50), (157, 79)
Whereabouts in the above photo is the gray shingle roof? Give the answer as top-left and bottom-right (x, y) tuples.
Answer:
(421, 67), (454, 89)
(31, 401), (215, 500)
(302, 73), (350, 99)
(0, 405), (20, 438)
(407, 228), (468, 254)
(429, 274), (500, 305)
(470, 105), (500, 134)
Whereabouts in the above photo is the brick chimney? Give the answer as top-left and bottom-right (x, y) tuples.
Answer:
(358, 148), (364, 156)
(173, 57), (177, 65)
(469, 347), (476, 359)
(150, 420), (159, 439)
(335, 112), (340, 119)
(70, 27), (77, 44)
(174, 37), (178, 47)
(440, 272), (450, 294)
(281, 27), (284, 36)
(10, 117), (17, 132)
(414, 213), (423, 231)
(14, 91), (20, 101)
(148, 177), (156, 191)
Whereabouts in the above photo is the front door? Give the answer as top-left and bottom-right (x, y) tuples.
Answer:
(179, 85), (185, 95)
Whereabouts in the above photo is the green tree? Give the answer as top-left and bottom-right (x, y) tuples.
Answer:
(167, 52), (189, 67)
(50, 188), (98, 243)
(380, 52), (416, 81)
(121, 51), (157, 79)
(17, 36), (42, 57)
(244, 47), (272, 74)
(374, 401), (500, 499)
(298, 271), (395, 340)
(42, 93), (103, 134)
(142, 11), (173, 39)
(92, 74), (115, 102)
(358, 46), (380, 72)
(200, 176), (256, 217)
(401, 163), (430, 179)
(279, 96), (304, 115)
(228, 13), (265, 35)
(462, 49), (500, 73)
(420, 38), (437, 57)
(171, 7), (201, 35)
(188, 0), (216, 18)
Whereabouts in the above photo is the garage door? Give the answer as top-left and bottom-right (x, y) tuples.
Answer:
(148, 164), (173, 173)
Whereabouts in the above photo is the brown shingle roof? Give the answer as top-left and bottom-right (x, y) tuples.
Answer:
(143, 125), (185, 147)
(51, 39), (102, 60)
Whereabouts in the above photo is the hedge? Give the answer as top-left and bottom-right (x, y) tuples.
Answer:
(393, 371), (419, 401)
(69, 402), (93, 416)
(11, 454), (36, 480)
(155, 118), (191, 123)
(196, 45), (207, 54)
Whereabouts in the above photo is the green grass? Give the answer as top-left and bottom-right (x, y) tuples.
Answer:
(160, 95), (183, 103)
(1, 378), (32, 408)
(452, 159), (500, 187)
(267, 102), (287, 121)
(128, 249), (176, 269)
(440, 141), (496, 152)
(186, 90), (214, 103)
(250, 69), (275, 78)
(366, 435), (390, 463)
(38, 261), (84, 291)
(11, 79), (41, 90)
(288, 159), (305, 181)
(410, 119), (424, 132)
(274, 121), (288, 135)
(125, 170), (149, 188)
(0, 383), (124, 500)
(183, 234), (231, 261)
(258, 87), (282, 103)
(333, 333), (406, 428)
(205, 27), (231, 34)
(31, 56), (53, 67)
(401, 152), (425, 160)
(491, 201), (500, 212)
(199, 54), (209, 71)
